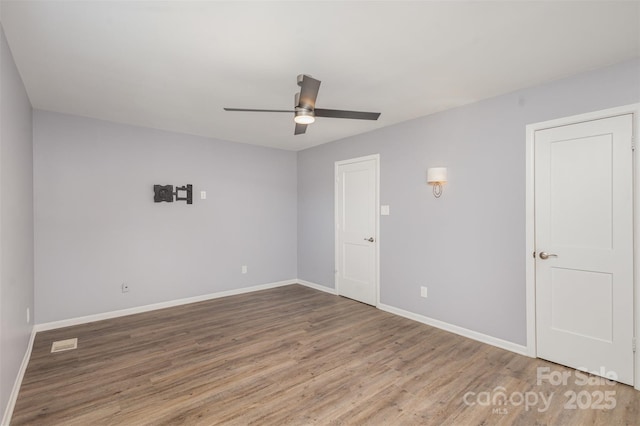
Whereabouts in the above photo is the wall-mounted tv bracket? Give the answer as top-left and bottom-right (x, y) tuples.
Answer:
(153, 184), (192, 204)
(174, 184), (193, 204)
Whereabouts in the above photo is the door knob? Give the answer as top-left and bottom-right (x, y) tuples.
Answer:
(539, 252), (558, 260)
(364, 237), (375, 242)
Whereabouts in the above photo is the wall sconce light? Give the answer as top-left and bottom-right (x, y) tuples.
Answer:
(427, 167), (447, 198)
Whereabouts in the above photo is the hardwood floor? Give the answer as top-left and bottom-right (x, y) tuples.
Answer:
(11, 285), (640, 425)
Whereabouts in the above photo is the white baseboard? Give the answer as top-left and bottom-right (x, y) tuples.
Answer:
(2, 326), (36, 426)
(34, 279), (297, 332)
(377, 303), (528, 356)
(297, 279), (337, 295)
(294, 283), (527, 356)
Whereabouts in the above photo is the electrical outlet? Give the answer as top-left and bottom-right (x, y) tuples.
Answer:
(420, 286), (428, 298)
(242, 265), (248, 274)
(122, 283), (130, 293)
(200, 191), (206, 200)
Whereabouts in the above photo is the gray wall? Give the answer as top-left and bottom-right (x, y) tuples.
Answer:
(0, 24), (34, 420)
(34, 111), (297, 323)
(297, 58), (640, 346)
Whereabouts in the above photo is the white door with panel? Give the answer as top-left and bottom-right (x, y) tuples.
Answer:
(535, 114), (634, 385)
(336, 156), (378, 306)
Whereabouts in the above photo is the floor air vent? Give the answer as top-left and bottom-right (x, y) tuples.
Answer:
(51, 338), (78, 353)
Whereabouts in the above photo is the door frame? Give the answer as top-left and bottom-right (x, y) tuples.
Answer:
(334, 154), (381, 307)
(525, 103), (640, 390)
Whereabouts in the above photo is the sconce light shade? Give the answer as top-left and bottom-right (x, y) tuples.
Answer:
(427, 167), (447, 183)
(427, 167), (447, 198)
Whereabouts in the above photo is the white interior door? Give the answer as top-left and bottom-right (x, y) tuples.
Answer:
(535, 114), (634, 385)
(335, 156), (378, 306)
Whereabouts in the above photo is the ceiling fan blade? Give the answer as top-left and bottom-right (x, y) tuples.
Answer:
(224, 108), (294, 113)
(314, 108), (381, 120)
(297, 75), (321, 110)
(294, 123), (307, 135)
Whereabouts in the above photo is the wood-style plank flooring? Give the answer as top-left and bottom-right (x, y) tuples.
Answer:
(11, 285), (640, 425)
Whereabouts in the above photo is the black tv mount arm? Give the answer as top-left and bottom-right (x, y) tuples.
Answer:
(174, 185), (193, 204)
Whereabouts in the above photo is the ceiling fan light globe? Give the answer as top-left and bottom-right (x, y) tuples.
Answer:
(294, 111), (315, 125)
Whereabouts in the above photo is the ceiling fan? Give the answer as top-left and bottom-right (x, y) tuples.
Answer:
(224, 74), (381, 135)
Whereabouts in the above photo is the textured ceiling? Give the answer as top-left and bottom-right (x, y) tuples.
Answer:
(1, 1), (639, 151)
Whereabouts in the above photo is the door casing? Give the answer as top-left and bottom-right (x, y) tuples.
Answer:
(334, 154), (380, 306)
(525, 103), (640, 390)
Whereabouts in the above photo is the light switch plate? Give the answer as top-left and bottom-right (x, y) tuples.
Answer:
(381, 205), (390, 215)
(200, 191), (207, 200)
